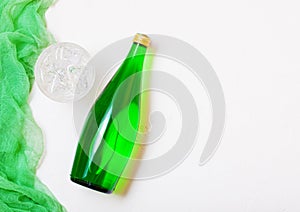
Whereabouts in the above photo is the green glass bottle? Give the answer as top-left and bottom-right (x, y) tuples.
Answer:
(70, 33), (151, 194)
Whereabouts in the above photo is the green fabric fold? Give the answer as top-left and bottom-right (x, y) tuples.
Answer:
(0, 0), (65, 211)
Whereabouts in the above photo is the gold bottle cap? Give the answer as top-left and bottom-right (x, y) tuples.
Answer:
(133, 33), (151, 47)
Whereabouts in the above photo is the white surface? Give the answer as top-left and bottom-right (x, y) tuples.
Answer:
(31, 0), (300, 211)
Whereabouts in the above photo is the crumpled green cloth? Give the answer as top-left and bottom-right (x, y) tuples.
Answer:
(0, 0), (65, 211)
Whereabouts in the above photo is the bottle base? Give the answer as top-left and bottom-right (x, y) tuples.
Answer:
(70, 177), (113, 194)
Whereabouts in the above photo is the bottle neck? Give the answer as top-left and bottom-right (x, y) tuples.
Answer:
(126, 42), (147, 59)
(112, 42), (147, 80)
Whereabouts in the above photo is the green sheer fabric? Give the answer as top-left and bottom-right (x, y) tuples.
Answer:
(0, 0), (65, 211)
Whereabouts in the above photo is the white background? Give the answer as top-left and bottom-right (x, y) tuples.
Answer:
(30, 0), (300, 211)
